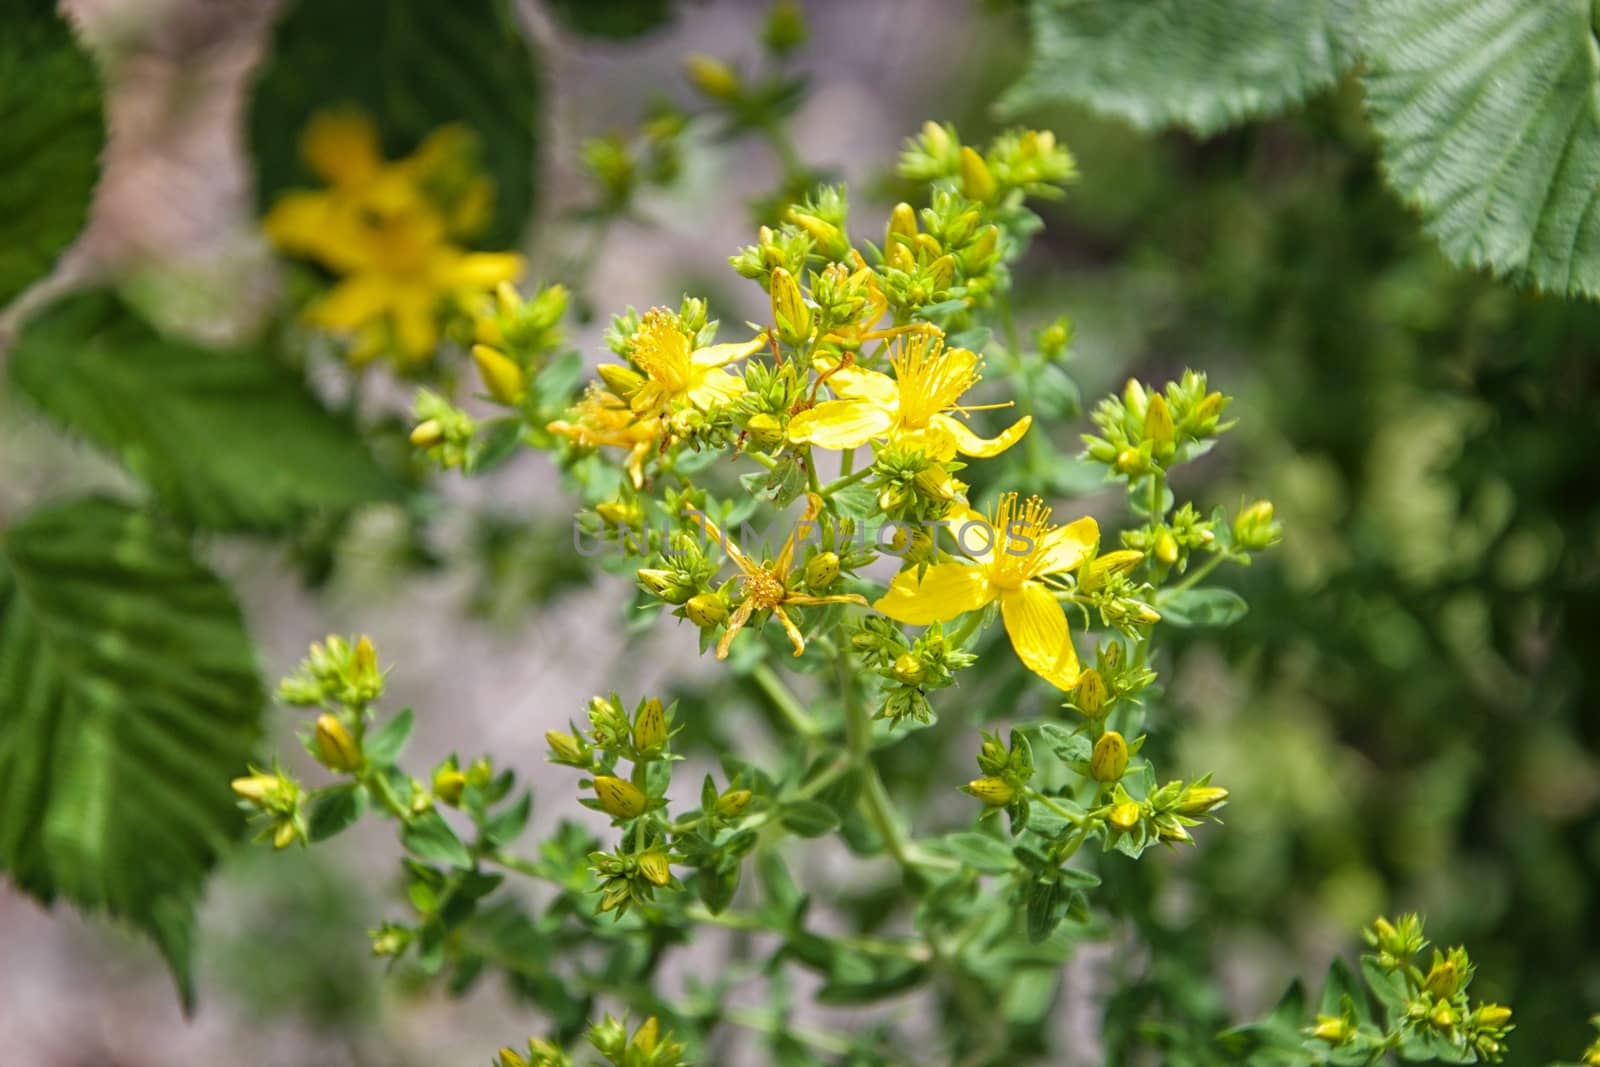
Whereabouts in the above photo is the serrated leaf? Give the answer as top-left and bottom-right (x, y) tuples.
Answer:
(0, 497), (264, 1008)
(1361, 0), (1600, 298)
(1158, 586), (1249, 628)
(0, 0), (104, 307)
(1002, 0), (1354, 136)
(248, 0), (540, 249)
(8, 290), (399, 531)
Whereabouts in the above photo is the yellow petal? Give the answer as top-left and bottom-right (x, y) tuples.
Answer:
(300, 108), (382, 187)
(691, 335), (767, 367)
(787, 399), (894, 450)
(938, 412), (1033, 458)
(1000, 583), (1079, 690)
(874, 562), (995, 626)
(392, 297), (441, 361)
(686, 367), (746, 409)
(1035, 516), (1099, 577)
(262, 192), (337, 256)
(941, 505), (997, 565)
(448, 251), (526, 290)
(821, 362), (899, 408)
(305, 275), (393, 331)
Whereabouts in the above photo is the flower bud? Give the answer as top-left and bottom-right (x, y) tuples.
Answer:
(887, 201), (917, 247)
(597, 363), (645, 402)
(633, 697), (668, 751)
(497, 1049), (529, 1067)
(959, 146), (997, 203)
(762, 0), (806, 55)
(769, 266), (812, 346)
(1430, 1000), (1457, 1029)
(231, 773), (279, 804)
(313, 713), (362, 772)
(1108, 801), (1142, 832)
(1144, 393), (1175, 456)
(1176, 785), (1229, 816)
(892, 652), (926, 687)
(1072, 669), (1108, 718)
(1080, 549), (1144, 592)
(1153, 529), (1179, 567)
(715, 788), (752, 817)
(1310, 1014), (1353, 1045)
(432, 764), (468, 806)
(273, 819), (299, 849)
(1233, 499), (1282, 551)
(472, 344), (527, 406)
(595, 500), (641, 528)
(1114, 448), (1146, 476)
(685, 592), (728, 629)
(546, 729), (586, 764)
(745, 412), (784, 449)
(409, 418), (445, 447)
(1471, 1004), (1513, 1029)
(593, 775), (648, 819)
(965, 776), (1016, 807)
(804, 551), (840, 591)
(684, 54), (740, 100)
(1090, 731), (1129, 783)
(1422, 957), (1461, 999)
(638, 568), (693, 605)
(638, 852), (671, 887)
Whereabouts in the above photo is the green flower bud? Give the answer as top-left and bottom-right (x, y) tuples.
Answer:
(1090, 731), (1129, 783)
(965, 776), (1015, 806)
(715, 788), (752, 817)
(593, 775), (648, 819)
(685, 592), (728, 628)
(892, 652), (926, 687)
(804, 551), (840, 591)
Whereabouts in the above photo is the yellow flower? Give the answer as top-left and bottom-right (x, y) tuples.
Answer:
(874, 493), (1097, 690)
(615, 308), (766, 415)
(787, 333), (1031, 461)
(547, 384), (662, 489)
(688, 493), (867, 658)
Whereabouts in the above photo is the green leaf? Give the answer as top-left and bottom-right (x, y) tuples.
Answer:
(401, 810), (474, 869)
(248, 0), (540, 249)
(779, 799), (841, 838)
(1002, 0), (1353, 136)
(547, 0), (673, 39)
(0, 0), (104, 307)
(8, 290), (399, 531)
(308, 784), (369, 842)
(0, 497), (264, 1008)
(1158, 586), (1249, 628)
(1360, 0), (1600, 298)
(364, 708), (415, 765)
(938, 831), (1017, 874)
(483, 791), (532, 847)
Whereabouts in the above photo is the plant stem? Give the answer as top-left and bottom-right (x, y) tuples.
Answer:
(838, 645), (916, 872)
(1025, 787), (1089, 827)
(821, 462), (872, 498)
(751, 662), (822, 739)
(1157, 550), (1229, 601)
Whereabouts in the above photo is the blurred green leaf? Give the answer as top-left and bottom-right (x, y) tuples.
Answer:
(308, 783), (369, 842)
(249, 0), (540, 248)
(0, 497), (264, 1008)
(1002, 0), (1352, 136)
(0, 0), (103, 307)
(547, 0), (673, 39)
(402, 810), (474, 869)
(938, 831), (1017, 874)
(1361, 0), (1600, 298)
(1158, 586), (1248, 628)
(779, 799), (840, 837)
(8, 290), (399, 531)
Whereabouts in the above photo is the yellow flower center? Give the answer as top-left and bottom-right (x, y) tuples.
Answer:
(630, 309), (694, 394)
(890, 335), (980, 427)
(743, 566), (788, 609)
(985, 492), (1056, 590)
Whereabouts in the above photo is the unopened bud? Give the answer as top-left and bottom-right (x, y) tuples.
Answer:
(472, 344), (527, 405)
(1233, 499), (1281, 551)
(1472, 1004), (1513, 1029)
(1090, 731), (1129, 782)
(595, 500), (640, 528)
(1422, 959), (1460, 999)
(546, 729), (586, 764)
(1154, 530), (1179, 567)
(959, 146), (997, 203)
(769, 266), (812, 345)
(593, 775), (648, 819)
(432, 765), (468, 806)
(965, 776), (1016, 807)
(1080, 549), (1144, 592)
(1108, 801), (1141, 832)
(1144, 393), (1176, 456)
(887, 201), (917, 246)
(638, 568), (692, 605)
(745, 412), (784, 449)
(1310, 1015), (1352, 1045)
(496, 1050), (529, 1067)
(231, 772), (279, 804)
(1176, 785), (1229, 816)
(715, 788), (752, 817)
(892, 652), (926, 687)
(633, 698), (668, 751)
(410, 418), (444, 447)
(804, 551), (840, 591)
(597, 363), (645, 402)
(684, 54), (740, 100)
(1074, 668), (1108, 716)
(1430, 1000), (1457, 1030)
(1114, 448), (1146, 476)
(685, 592), (728, 628)
(638, 852), (671, 887)
(314, 713), (362, 772)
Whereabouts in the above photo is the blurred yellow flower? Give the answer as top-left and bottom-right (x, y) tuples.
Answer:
(262, 108), (523, 367)
(787, 333), (1030, 460)
(875, 493), (1096, 690)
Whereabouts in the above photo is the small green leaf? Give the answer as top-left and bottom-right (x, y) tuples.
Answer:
(8, 291), (399, 531)
(0, 0), (104, 307)
(1038, 722), (1091, 762)
(308, 784), (369, 842)
(939, 831), (1017, 874)
(1158, 586), (1248, 628)
(1025, 878), (1064, 943)
(364, 708), (415, 765)
(1002, 0), (1354, 136)
(696, 861), (740, 915)
(483, 792), (532, 847)
(779, 799), (841, 838)
(1361, 0), (1600, 298)
(401, 810), (473, 869)
(547, 0), (673, 39)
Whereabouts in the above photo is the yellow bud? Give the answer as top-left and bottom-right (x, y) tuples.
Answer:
(1080, 549), (1144, 592)
(804, 551), (840, 591)
(1154, 530), (1179, 567)
(892, 652), (926, 687)
(595, 500), (640, 528)
(1430, 1000), (1457, 1029)
(545, 729), (585, 764)
(715, 788), (752, 817)
(494, 280), (523, 319)
(1144, 393), (1176, 454)
(1311, 1015), (1352, 1044)
(313, 713), (362, 772)
(788, 211), (848, 259)
(959, 146), (997, 203)
(1176, 786), (1230, 816)
(965, 776), (1016, 807)
(472, 344), (526, 406)
(597, 363), (645, 402)
(354, 634), (378, 676)
(1074, 668), (1108, 717)
(926, 253), (956, 292)
(769, 266), (812, 346)
(1472, 1004), (1513, 1029)
(915, 464), (959, 501)
(409, 418), (445, 448)
(745, 412), (784, 449)
(632, 1016), (661, 1055)
(231, 773), (278, 803)
(1422, 959), (1459, 999)
(684, 54), (740, 99)
(1114, 448), (1146, 476)
(887, 201), (918, 246)
(633, 698), (668, 751)
(272, 819), (299, 849)
(593, 775), (648, 819)
(496, 1049), (529, 1067)
(432, 767), (468, 806)
(921, 120), (953, 160)
(1108, 801), (1142, 832)
(638, 852), (671, 887)
(685, 592), (728, 629)
(1090, 731), (1129, 783)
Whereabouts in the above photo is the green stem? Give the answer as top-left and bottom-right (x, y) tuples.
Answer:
(1147, 468), (1166, 524)
(1157, 550), (1229, 602)
(838, 645), (917, 872)
(821, 462), (872, 498)
(751, 662), (822, 739)
(839, 445), (856, 478)
(1025, 788), (1088, 828)
(686, 904), (930, 962)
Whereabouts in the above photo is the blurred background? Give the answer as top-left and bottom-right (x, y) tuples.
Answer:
(1, 0), (1597, 1064)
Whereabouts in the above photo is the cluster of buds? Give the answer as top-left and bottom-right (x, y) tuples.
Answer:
(872, 443), (965, 523)
(964, 729), (1034, 812)
(554, 693), (676, 776)
(230, 764), (306, 849)
(898, 121), (1076, 205)
(1101, 776), (1229, 850)
(410, 389), (477, 470)
(637, 531), (718, 608)
(497, 1036), (572, 1067)
(1122, 502), (1215, 572)
(277, 633), (384, 712)
(589, 841), (677, 917)
(586, 1014), (688, 1067)
(1082, 372), (1231, 478)
(851, 617), (977, 725)
(579, 101), (688, 215)
(1232, 499), (1283, 552)
(468, 281), (570, 404)
(430, 754), (494, 808)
